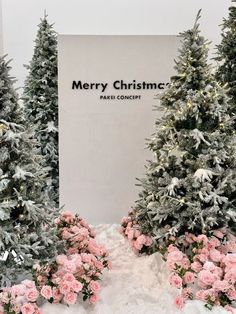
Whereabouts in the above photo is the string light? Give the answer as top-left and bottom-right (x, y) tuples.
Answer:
(19, 214), (24, 220)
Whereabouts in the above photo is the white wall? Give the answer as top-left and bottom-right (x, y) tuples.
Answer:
(0, 0), (3, 56)
(1, 0), (232, 89)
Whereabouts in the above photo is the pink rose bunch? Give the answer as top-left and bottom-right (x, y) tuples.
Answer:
(33, 211), (111, 306)
(0, 280), (41, 314)
(120, 212), (153, 254)
(165, 229), (236, 313)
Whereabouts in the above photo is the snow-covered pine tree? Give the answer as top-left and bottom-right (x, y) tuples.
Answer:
(216, 1), (236, 119)
(126, 11), (236, 253)
(23, 14), (58, 206)
(0, 56), (59, 287)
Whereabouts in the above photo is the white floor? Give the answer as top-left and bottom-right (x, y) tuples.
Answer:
(43, 224), (229, 314)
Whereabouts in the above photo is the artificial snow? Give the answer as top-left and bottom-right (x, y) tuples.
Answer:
(43, 225), (229, 314)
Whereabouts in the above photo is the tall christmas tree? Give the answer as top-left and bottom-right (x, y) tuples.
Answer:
(216, 1), (236, 117)
(124, 12), (236, 253)
(0, 56), (59, 287)
(23, 14), (58, 206)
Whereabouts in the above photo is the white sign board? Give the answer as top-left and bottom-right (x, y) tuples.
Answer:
(58, 35), (179, 224)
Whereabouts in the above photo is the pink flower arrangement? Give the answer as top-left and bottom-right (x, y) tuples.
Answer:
(0, 211), (111, 313)
(120, 212), (153, 254)
(33, 211), (111, 306)
(165, 229), (236, 312)
(0, 280), (41, 314)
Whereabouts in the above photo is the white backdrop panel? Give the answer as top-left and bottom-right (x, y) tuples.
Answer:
(59, 35), (179, 223)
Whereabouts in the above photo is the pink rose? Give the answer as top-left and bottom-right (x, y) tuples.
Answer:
(191, 261), (202, 273)
(88, 239), (100, 255)
(203, 289), (217, 300)
(81, 253), (92, 264)
(71, 226), (80, 234)
(11, 284), (26, 297)
(127, 229), (134, 240)
(212, 266), (223, 278)
(226, 241), (236, 253)
(182, 287), (193, 300)
(64, 260), (76, 273)
(56, 255), (67, 265)
(196, 290), (207, 301)
(62, 229), (73, 240)
(21, 303), (35, 314)
(169, 274), (182, 288)
(94, 260), (104, 271)
(209, 237), (220, 248)
(52, 288), (63, 303)
(121, 216), (130, 224)
(61, 211), (73, 220)
(197, 234), (208, 244)
(145, 236), (153, 247)
(71, 254), (82, 266)
(63, 273), (76, 283)
(41, 285), (53, 300)
(59, 282), (71, 295)
(224, 254), (236, 267)
(166, 259), (176, 271)
(89, 294), (98, 304)
(21, 280), (35, 289)
(89, 281), (101, 293)
(209, 249), (222, 262)
(68, 247), (78, 255)
(136, 235), (146, 246)
(198, 270), (215, 287)
(72, 281), (83, 293)
(183, 271), (194, 284)
(203, 261), (216, 272)
(213, 280), (230, 292)
(227, 289), (236, 301)
(181, 258), (190, 269)
(184, 233), (194, 244)
(133, 240), (142, 251)
(225, 268), (236, 283)
(174, 295), (184, 309)
(167, 250), (183, 262)
(25, 288), (39, 302)
(167, 244), (178, 253)
(198, 252), (209, 263)
(134, 230), (141, 238)
(80, 227), (89, 237)
(63, 292), (77, 305)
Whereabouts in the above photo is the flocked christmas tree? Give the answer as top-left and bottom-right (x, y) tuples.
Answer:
(0, 56), (59, 287)
(23, 14), (58, 206)
(216, 1), (236, 118)
(123, 12), (236, 253)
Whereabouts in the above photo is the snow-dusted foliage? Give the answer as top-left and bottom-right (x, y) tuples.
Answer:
(0, 56), (59, 287)
(23, 15), (58, 206)
(125, 12), (236, 252)
(216, 1), (236, 118)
